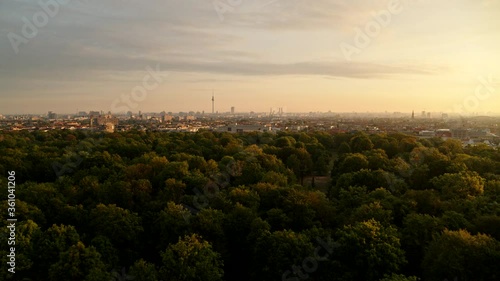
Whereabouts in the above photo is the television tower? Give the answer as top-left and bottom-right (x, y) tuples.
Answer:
(211, 90), (215, 114)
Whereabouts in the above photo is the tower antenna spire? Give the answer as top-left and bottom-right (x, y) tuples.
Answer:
(212, 90), (215, 114)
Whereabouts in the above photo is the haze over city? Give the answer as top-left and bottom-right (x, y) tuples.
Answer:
(1, 0), (499, 114)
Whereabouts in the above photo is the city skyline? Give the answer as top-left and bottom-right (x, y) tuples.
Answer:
(5, 108), (500, 118)
(1, 0), (500, 115)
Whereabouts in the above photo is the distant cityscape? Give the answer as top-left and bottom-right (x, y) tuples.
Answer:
(1, 108), (498, 148)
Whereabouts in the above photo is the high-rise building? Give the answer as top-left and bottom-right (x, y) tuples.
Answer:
(90, 114), (119, 132)
(47, 111), (57, 119)
(231, 106), (235, 114)
(451, 128), (468, 140)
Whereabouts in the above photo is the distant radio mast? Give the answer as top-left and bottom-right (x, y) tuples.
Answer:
(212, 90), (215, 114)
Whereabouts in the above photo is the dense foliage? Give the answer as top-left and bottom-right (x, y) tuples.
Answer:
(1, 130), (499, 281)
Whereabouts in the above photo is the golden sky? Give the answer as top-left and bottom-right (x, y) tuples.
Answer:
(1, 0), (499, 115)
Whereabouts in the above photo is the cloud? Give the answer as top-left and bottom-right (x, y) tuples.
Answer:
(1, 39), (444, 81)
(0, 0), (446, 81)
(211, 0), (387, 31)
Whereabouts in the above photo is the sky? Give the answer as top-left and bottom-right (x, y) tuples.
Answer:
(1, 0), (499, 115)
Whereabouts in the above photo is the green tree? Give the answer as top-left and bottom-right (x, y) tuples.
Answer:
(337, 153), (369, 174)
(163, 161), (190, 179)
(159, 234), (224, 281)
(401, 213), (444, 276)
(473, 215), (500, 241)
(335, 169), (391, 192)
(252, 229), (314, 281)
(364, 149), (391, 171)
(154, 202), (191, 250)
(275, 136), (296, 148)
(422, 229), (500, 281)
(191, 208), (227, 256)
(261, 171), (288, 186)
(265, 208), (292, 230)
(351, 201), (393, 226)
(48, 241), (111, 281)
(336, 185), (369, 211)
(285, 148), (313, 185)
(0, 220), (40, 280)
(282, 189), (321, 230)
(431, 171), (485, 200)
(98, 180), (134, 209)
(484, 180), (500, 201)
(403, 190), (442, 216)
(413, 147), (450, 179)
(30, 224), (80, 277)
(439, 139), (463, 155)
(337, 141), (352, 156)
(129, 259), (159, 281)
(16, 182), (67, 225)
(350, 133), (374, 153)
(334, 219), (406, 281)
(440, 211), (471, 231)
(228, 187), (260, 210)
(159, 178), (186, 204)
(90, 235), (119, 270)
(89, 204), (143, 246)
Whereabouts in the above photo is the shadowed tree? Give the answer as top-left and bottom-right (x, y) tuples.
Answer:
(333, 153), (369, 176)
(89, 204), (143, 248)
(48, 241), (111, 281)
(129, 259), (159, 281)
(401, 213), (444, 276)
(0, 220), (40, 280)
(333, 219), (406, 281)
(252, 229), (314, 281)
(350, 133), (374, 153)
(154, 202), (191, 250)
(159, 234), (224, 281)
(191, 208), (227, 258)
(337, 141), (352, 156)
(90, 235), (119, 271)
(422, 229), (500, 281)
(30, 224), (80, 278)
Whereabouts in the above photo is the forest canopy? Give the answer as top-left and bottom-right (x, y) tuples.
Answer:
(0, 130), (499, 281)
